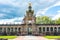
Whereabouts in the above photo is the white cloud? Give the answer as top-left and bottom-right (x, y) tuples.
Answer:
(36, 10), (46, 17)
(36, 1), (60, 17)
(37, 0), (58, 6)
(39, 0), (56, 4)
(0, 0), (27, 7)
(0, 0), (13, 5)
(0, 0), (60, 24)
(52, 10), (60, 20)
(46, 0), (56, 2)
(51, 1), (60, 20)
(53, 1), (60, 6)
(58, 10), (60, 13)
(0, 0), (20, 7)
(0, 17), (24, 24)
(0, 0), (58, 8)
(0, 13), (6, 17)
(1, 9), (12, 13)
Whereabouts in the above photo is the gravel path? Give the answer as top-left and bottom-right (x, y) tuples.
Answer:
(13, 36), (48, 40)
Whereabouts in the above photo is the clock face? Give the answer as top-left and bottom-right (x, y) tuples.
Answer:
(28, 20), (34, 24)
(28, 20), (32, 23)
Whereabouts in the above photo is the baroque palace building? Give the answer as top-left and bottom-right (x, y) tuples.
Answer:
(0, 3), (60, 36)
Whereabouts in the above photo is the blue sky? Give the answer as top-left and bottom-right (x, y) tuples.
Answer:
(0, 0), (60, 24)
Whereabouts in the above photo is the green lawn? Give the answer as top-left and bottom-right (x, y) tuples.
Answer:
(44, 36), (60, 39)
(0, 36), (17, 39)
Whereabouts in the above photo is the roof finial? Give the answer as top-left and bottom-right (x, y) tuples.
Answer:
(29, 2), (31, 6)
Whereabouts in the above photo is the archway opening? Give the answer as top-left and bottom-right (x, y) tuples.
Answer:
(28, 27), (32, 35)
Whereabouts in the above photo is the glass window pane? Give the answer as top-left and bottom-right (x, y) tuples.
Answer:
(58, 27), (60, 32)
(39, 27), (41, 32)
(47, 27), (49, 31)
(43, 27), (45, 31)
(50, 27), (53, 31)
(0, 28), (2, 32)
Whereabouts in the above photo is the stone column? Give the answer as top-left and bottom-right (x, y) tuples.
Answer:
(38, 27), (40, 33)
(2, 27), (4, 32)
(6, 28), (7, 33)
(13, 27), (15, 32)
(49, 27), (50, 32)
(45, 27), (47, 32)
(10, 28), (11, 32)
(17, 27), (19, 32)
(42, 27), (43, 33)
(53, 27), (54, 32)
(57, 27), (58, 32)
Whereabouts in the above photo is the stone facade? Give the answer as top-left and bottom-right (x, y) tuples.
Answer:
(0, 3), (60, 36)
(0, 24), (60, 35)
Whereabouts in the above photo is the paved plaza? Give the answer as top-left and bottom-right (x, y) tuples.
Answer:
(13, 36), (48, 40)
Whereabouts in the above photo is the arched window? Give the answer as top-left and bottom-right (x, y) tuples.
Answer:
(54, 27), (57, 29)
(43, 27), (45, 32)
(7, 28), (10, 32)
(4, 28), (6, 32)
(58, 27), (60, 32)
(15, 28), (17, 32)
(11, 28), (13, 32)
(18, 28), (21, 32)
(0, 28), (2, 32)
(54, 27), (57, 32)
(50, 27), (53, 31)
(39, 27), (41, 33)
(47, 27), (49, 31)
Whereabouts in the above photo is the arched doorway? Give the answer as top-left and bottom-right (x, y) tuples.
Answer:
(28, 27), (32, 35)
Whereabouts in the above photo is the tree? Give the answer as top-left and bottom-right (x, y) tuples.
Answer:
(55, 18), (60, 24)
(36, 16), (53, 24)
(36, 16), (41, 24)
